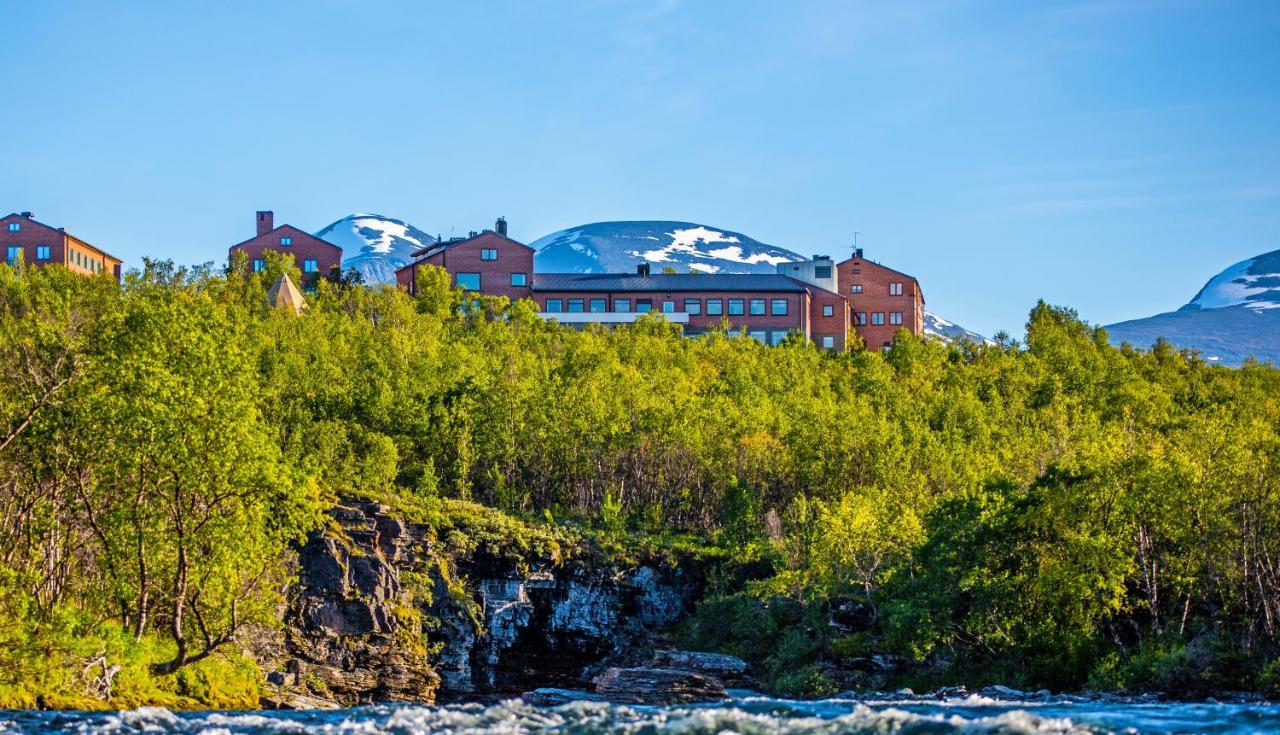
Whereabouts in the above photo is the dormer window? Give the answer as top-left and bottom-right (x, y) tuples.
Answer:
(6, 222), (18, 232)
(280, 236), (293, 246)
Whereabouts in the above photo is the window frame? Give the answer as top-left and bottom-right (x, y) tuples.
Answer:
(567, 298), (585, 313)
(480, 248), (498, 261)
(728, 299), (745, 316)
(303, 259), (319, 273)
(510, 272), (527, 287)
(871, 312), (885, 325)
(889, 311), (903, 325)
(614, 298), (631, 313)
(706, 299), (723, 316)
(821, 336), (835, 349)
(280, 236), (293, 247)
(770, 298), (788, 316)
(636, 298), (653, 313)
(890, 282), (903, 296)
(6, 222), (19, 232)
(455, 272), (482, 291)
(684, 298), (701, 315)
(589, 298), (607, 313)
(850, 284), (863, 294)
(36, 245), (50, 261)
(545, 299), (563, 313)
(749, 298), (767, 316)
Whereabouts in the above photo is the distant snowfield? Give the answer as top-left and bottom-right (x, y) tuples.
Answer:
(1187, 254), (1280, 311)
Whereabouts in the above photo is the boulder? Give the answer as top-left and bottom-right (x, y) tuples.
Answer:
(521, 688), (611, 706)
(593, 667), (728, 705)
(649, 650), (752, 686)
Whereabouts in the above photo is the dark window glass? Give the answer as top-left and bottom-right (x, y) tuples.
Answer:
(815, 265), (832, 279)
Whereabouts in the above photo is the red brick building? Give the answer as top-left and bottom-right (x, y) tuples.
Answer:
(229, 211), (343, 286)
(395, 220), (533, 301)
(2, 212), (122, 280)
(394, 221), (919, 352)
(835, 249), (925, 350)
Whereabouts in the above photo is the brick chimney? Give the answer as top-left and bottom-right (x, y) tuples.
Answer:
(636, 263), (651, 277)
(256, 211), (274, 236)
(495, 216), (508, 236)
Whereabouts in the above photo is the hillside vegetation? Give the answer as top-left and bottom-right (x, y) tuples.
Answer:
(0, 255), (1277, 706)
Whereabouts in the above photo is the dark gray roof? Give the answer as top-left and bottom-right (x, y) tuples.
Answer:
(532, 272), (809, 293)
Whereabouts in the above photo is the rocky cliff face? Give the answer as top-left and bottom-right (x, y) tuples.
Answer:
(260, 500), (702, 706)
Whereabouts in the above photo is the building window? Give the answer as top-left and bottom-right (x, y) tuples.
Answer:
(706, 299), (723, 315)
(769, 331), (787, 346)
(855, 312), (867, 325)
(749, 331), (767, 343)
(871, 312), (885, 325)
(637, 299), (653, 313)
(510, 272), (527, 287)
(36, 245), (50, 260)
(546, 299), (563, 313)
(280, 236), (293, 246)
(728, 299), (745, 316)
(5, 246), (19, 264)
(822, 304), (833, 317)
(456, 272), (481, 290)
(815, 265), (832, 279)
(890, 282), (903, 295)
(770, 299), (788, 316)
(303, 259), (318, 273)
(850, 284), (862, 294)
(589, 298), (606, 313)
(481, 248), (498, 261)
(821, 336), (835, 349)
(6, 223), (19, 232)
(253, 259), (265, 272)
(662, 301), (675, 313)
(889, 311), (903, 325)
(684, 298), (701, 315)
(567, 299), (584, 313)
(614, 298), (631, 313)
(749, 298), (766, 316)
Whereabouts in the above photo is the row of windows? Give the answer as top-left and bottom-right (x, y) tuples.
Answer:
(454, 272), (528, 290)
(542, 297), (792, 316)
(853, 311), (904, 326)
(848, 282), (905, 296)
(6, 245), (52, 263)
(6, 245), (107, 274)
(253, 258), (321, 273)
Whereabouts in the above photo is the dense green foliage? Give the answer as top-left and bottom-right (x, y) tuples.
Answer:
(0, 257), (1277, 705)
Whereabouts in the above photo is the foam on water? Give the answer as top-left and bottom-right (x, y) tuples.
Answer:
(1, 695), (1277, 735)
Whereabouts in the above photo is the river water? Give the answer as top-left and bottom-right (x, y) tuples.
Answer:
(2, 693), (1278, 734)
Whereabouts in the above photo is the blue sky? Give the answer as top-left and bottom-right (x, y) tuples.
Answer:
(2, 0), (1277, 337)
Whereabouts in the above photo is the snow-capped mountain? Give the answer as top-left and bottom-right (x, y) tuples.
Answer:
(531, 220), (986, 344)
(315, 214), (435, 285)
(1107, 248), (1280, 366)
(531, 221), (803, 275)
(924, 312), (992, 344)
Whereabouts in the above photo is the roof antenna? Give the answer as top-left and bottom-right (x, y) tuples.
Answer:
(852, 231), (863, 260)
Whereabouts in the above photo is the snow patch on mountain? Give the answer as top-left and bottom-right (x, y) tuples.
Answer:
(316, 213), (435, 286)
(925, 311), (992, 344)
(1184, 249), (1280, 311)
(531, 221), (805, 275)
